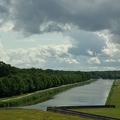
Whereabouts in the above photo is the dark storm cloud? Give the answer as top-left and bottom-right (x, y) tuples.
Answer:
(12, 0), (70, 35)
(0, 0), (11, 26)
(2, 0), (119, 41)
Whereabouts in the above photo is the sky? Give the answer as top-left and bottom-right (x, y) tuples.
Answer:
(0, 0), (120, 71)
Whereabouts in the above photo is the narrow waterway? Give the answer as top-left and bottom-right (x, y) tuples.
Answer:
(21, 79), (114, 110)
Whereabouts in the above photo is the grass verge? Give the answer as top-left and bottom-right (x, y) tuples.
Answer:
(0, 109), (89, 120)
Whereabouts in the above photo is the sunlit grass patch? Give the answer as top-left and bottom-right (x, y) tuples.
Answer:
(72, 108), (120, 119)
(0, 109), (88, 120)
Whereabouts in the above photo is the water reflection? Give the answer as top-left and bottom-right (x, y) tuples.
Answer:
(21, 79), (114, 110)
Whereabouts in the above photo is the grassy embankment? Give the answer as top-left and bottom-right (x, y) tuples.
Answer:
(0, 79), (95, 107)
(72, 79), (120, 119)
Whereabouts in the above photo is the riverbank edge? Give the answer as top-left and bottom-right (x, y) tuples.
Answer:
(0, 79), (95, 107)
(105, 80), (115, 105)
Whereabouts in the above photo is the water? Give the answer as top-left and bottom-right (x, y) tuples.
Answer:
(20, 79), (114, 110)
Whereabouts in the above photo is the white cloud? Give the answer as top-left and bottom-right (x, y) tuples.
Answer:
(87, 57), (101, 64)
(0, 22), (14, 32)
(87, 50), (93, 56)
(105, 59), (116, 63)
(102, 42), (120, 57)
(60, 58), (79, 64)
(7, 48), (46, 67)
(7, 43), (73, 68)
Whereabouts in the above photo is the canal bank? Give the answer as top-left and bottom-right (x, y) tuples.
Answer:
(0, 79), (94, 107)
(20, 79), (114, 110)
(105, 80), (115, 105)
(105, 79), (120, 108)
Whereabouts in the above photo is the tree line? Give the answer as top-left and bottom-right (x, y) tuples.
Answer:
(0, 61), (120, 98)
(0, 62), (91, 97)
(91, 71), (120, 79)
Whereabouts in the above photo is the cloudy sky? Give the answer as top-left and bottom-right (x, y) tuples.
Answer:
(0, 0), (120, 71)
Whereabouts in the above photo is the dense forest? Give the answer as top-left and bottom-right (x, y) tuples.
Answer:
(0, 61), (91, 97)
(0, 61), (120, 98)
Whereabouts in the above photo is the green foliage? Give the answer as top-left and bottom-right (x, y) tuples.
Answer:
(0, 62), (92, 98)
(0, 61), (18, 77)
(0, 79), (94, 107)
(91, 71), (120, 79)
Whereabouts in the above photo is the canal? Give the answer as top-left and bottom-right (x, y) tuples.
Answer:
(21, 79), (114, 110)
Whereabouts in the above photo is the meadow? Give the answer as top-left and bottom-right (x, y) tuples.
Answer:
(0, 109), (89, 120)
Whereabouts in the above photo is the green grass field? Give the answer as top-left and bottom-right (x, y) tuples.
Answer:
(0, 109), (89, 120)
(72, 79), (120, 119)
